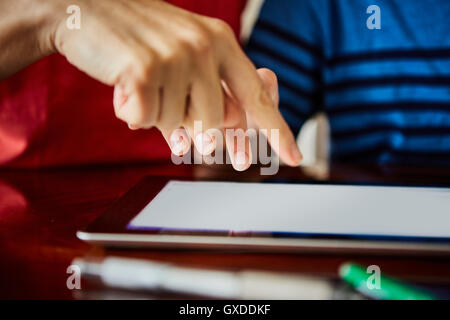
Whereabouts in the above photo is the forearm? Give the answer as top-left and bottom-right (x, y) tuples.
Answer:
(0, 0), (64, 80)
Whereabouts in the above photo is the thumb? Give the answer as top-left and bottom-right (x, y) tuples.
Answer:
(245, 68), (280, 130)
(256, 68), (279, 108)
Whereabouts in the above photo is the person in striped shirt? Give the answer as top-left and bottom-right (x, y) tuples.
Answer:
(246, 0), (450, 165)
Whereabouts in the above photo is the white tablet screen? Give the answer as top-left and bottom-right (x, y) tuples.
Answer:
(128, 181), (450, 239)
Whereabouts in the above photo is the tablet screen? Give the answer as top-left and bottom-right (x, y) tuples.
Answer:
(127, 181), (450, 241)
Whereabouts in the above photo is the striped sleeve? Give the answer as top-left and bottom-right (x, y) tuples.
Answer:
(245, 0), (324, 135)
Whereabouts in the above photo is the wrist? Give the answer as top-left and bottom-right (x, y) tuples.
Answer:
(34, 0), (70, 56)
(0, 0), (68, 78)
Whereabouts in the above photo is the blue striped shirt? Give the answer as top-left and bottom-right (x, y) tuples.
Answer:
(246, 0), (450, 165)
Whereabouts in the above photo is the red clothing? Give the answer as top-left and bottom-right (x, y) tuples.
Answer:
(0, 0), (246, 168)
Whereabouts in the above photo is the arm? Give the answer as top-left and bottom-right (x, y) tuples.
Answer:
(0, 0), (59, 79)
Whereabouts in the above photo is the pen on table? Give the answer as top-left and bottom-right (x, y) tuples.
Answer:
(339, 262), (436, 300)
(73, 256), (365, 300)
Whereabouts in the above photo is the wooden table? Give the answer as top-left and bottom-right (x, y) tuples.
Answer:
(1, 162), (449, 299)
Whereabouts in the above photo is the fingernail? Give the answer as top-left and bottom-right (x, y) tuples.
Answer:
(128, 123), (139, 130)
(290, 144), (303, 165)
(195, 132), (216, 155)
(234, 151), (250, 171)
(171, 139), (187, 155)
(170, 132), (188, 155)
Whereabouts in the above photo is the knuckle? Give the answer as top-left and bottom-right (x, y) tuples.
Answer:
(160, 43), (185, 65)
(190, 34), (213, 56)
(178, 25), (213, 57)
(128, 53), (159, 83)
(186, 29), (212, 53)
(208, 18), (233, 38)
(160, 52), (176, 65)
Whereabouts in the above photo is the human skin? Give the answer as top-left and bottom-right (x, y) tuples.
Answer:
(0, 0), (302, 171)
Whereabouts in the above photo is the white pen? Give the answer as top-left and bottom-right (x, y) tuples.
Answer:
(73, 256), (363, 299)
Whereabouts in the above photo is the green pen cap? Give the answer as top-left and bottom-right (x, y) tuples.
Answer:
(339, 262), (435, 300)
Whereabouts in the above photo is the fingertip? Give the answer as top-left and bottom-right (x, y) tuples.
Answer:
(256, 68), (278, 86)
(169, 129), (191, 156)
(171, 141), (189, 156)
(128, 123), (140, 130)
(233, 151), (251, 172)
(195, 132), (216, 156)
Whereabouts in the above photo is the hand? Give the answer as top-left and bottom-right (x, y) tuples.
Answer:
(51, 0), (302, 168)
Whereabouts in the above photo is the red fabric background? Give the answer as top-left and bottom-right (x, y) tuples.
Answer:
(0, 0), (246, 168)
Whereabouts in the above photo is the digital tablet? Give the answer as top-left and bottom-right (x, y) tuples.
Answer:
(77, 177), (450, 255)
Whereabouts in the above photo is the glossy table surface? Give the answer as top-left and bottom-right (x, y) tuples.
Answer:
(1, 162), (450, 299)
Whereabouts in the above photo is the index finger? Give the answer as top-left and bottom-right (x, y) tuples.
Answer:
(218, 43), (302, 167)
